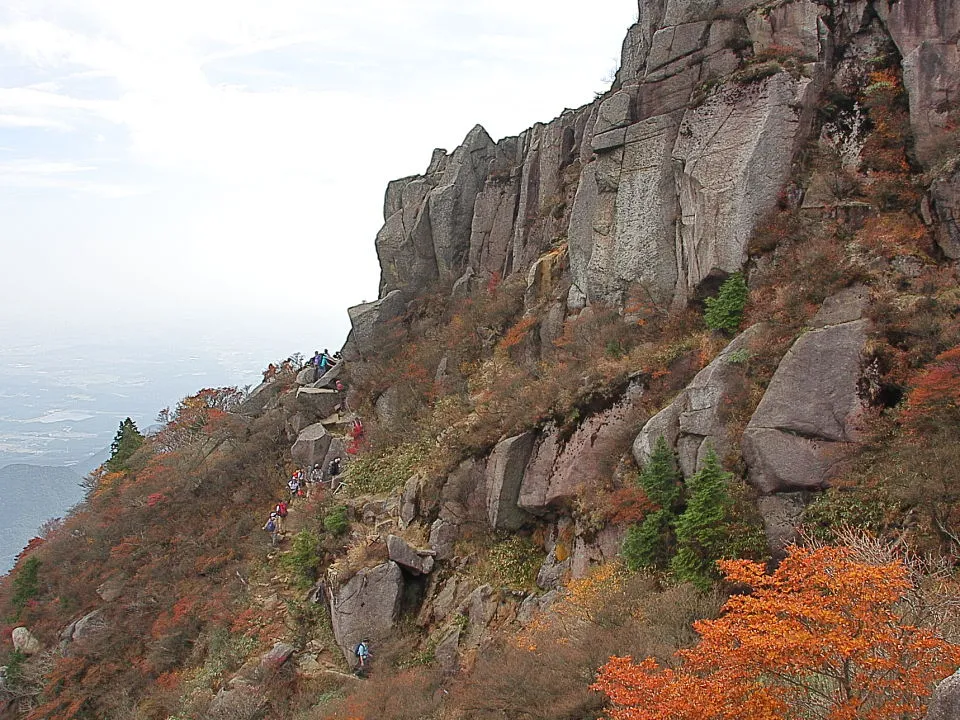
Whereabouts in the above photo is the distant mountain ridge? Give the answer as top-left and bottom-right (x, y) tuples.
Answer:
(0, 464), (83, 574)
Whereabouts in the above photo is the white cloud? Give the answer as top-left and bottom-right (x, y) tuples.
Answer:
(0, 0), (638, 339)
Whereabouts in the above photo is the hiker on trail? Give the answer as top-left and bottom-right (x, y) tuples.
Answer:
(263, 512), (280, 546)
(274, 500), (288, 532)
(263, 363), (278, 382)
(287, 476), (299, 499)
(327, 457), (342, 490)
(319, 349), (332, 373)
(309, 463), (323, 485)
(355, 640), (371, 675)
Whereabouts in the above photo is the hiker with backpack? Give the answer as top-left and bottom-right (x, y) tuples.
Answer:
(274, 500), (288, 533)
(287, 473), (301, 499)
(327, 457), (342, 490)
(309, 463), (323, 485)
(354, 640), (371, 676)
(263, 512), (280, 546)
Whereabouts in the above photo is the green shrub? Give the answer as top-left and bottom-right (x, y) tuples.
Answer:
(11, 556), (41, 619)
(323, 506), (350, 536)
(478, 535), (542, 591)
(704, 273), (748, 334)
(346, 442), (430, 496)
(280, 530), (321, 589)
(3, 649), (26, 687)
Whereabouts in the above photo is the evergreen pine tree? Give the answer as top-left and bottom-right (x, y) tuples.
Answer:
(671, 448), (733, 589)
(105, 417), (144, 473)
(621, 437), (683, 570)
(703, 272), (748, 334)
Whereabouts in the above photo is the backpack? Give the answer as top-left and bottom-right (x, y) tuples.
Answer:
(329, 459), (340, 476)
(277, 503), (288, 517)
(265, 519), (276, 533)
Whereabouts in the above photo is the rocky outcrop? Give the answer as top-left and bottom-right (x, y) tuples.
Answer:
(485, 432), (536, 530)
(386, 535), (435, 575)
(61, 608), (105, 646)
(329, 562), (404, 663)
(344, 290), (407, 361)
(11, 627), (40, 655)
(672, 72), (815, 301)
(290, 423), (332, 469)
(742, 288), (868, 496)
(931, 165), (960, 259)
(518, 382), (644, 513)
(96, 576), (125, 603)
(238, 380), (284, 417)
(874, 0), (960, 168)
(377, 126), (497, 294)
(634, 324), (765, 476)
(927, 668), (960, 720)
(742, 287), (869, 550)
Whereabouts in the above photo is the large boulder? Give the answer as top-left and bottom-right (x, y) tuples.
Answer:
(290, 423), (332, 469)
(742, 288), (869, 551)
(927, 668), (960, 720)
(294, 386), (341, 420)
(329, 562), (404, 663)
(634, 324), (766, 476)
(485, 432), (536, 530)
(11, 627), (40, 655)
(238, 380), (284, 417)
(386, 535), (435, 575)
(295, 365), (317, 386)
(742, 288), (868, 496)
(438, 458), (488, 526)
(344, 289), (407, 361)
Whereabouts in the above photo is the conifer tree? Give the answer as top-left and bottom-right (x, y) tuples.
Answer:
(671, 449), (733, 588)
(703, 272), (748, 334)
(105, 417), (144, 473)
(622, 437), (683, 571)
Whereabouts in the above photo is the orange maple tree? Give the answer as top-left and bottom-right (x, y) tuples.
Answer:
(592, 545), (960, 720)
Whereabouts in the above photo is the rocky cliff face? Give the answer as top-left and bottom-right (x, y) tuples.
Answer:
(263, 0), (960, 701)
(346, 0), (959, 551)
(355, 0), (955, 327)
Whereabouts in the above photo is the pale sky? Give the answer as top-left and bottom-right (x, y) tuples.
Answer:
(0, 1), (638, 348)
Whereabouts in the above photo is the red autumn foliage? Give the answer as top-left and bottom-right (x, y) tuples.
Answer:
(900, 345), (960, 433)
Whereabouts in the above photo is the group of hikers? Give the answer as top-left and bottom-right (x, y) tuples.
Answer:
(262, 348), (343, 384)
(261, 457), (345, 545)
(255, 345), (374, 675)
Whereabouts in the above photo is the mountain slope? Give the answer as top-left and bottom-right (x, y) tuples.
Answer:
(2, 1), (960, 719)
